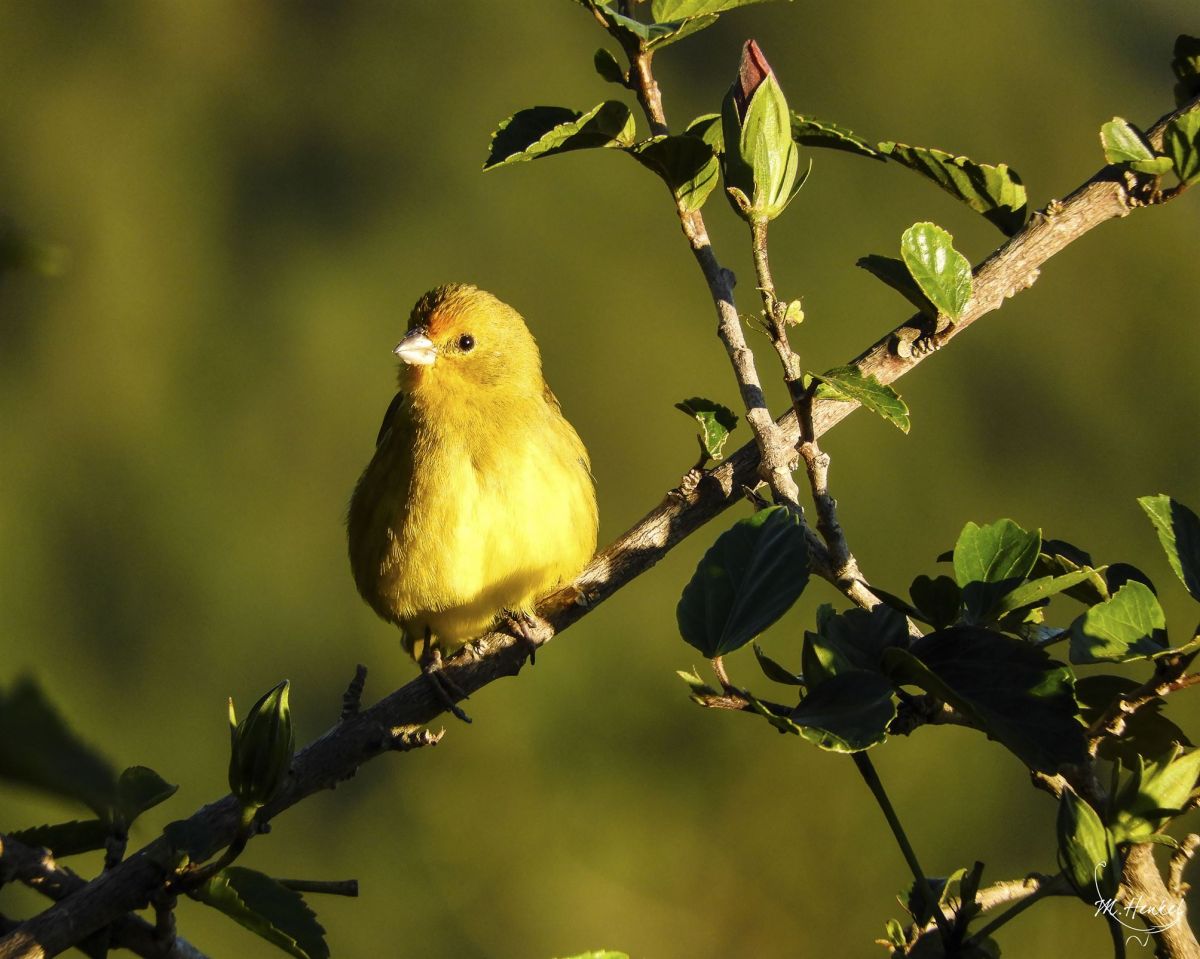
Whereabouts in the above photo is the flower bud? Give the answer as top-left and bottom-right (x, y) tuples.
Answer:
(228, 680), (294, 810)
(720, 40), (800, 224)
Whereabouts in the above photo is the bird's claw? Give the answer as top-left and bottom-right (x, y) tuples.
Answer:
(419, 647), (472, 723)
(502, 609), (550, 665)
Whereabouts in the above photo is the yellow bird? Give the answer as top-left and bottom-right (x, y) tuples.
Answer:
(347, 284), (598, 713)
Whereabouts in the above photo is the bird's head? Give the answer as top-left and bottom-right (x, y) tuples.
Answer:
(393, 284), (544, 399)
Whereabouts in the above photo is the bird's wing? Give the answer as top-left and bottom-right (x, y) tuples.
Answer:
(375, 391), (406, 447)
(543, 383), (594, 478)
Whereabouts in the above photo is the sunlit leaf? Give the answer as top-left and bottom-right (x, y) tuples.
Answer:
(1139, 494), (1200, 601)
(1112, 746), (1200, 842)
(631, 135), (720, 212)
(813, 366), (910, 433)
(791, 114), (882, 160)
(953, 519), (1041, 621)
(1070, 581), (1168, 664)
(652, 0), (778, 18)
(878, 141), (1027, 235)
(900, 222), (972, 321)
(196, 867), (329, 959)
(484, 102), (635, 170)
(674, 397), (738, 459)
(1164, 111), (1200, 184)
(1100, 117), (1173, 174)
(855, 254), (937, 317)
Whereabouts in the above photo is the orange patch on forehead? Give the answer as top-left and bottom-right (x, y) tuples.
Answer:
(408, 283), (485, 336)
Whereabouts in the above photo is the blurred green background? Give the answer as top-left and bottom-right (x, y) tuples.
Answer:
(1, 2), (1198, 957)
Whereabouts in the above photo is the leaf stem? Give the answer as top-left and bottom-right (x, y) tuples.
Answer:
(851, 752), (951, 938)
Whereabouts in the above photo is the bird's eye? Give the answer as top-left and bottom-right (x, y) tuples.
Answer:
(458, 334), (475, 352)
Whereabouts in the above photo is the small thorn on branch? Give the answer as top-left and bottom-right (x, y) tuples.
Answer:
(341, 664), (368, 720)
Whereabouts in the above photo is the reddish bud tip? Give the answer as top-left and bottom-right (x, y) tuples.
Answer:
(734, 39), (772, 120)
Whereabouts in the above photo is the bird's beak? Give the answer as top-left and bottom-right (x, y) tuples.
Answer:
(393, 329), (437, 366)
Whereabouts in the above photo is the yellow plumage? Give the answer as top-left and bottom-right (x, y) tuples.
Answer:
(347, 284), (598, 662)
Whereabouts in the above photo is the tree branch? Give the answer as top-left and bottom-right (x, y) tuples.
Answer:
(2, 85), (1196, 959)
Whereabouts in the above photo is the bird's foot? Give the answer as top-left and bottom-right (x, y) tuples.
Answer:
(419, 647), (471, 724)
(501, 609), (552, 666)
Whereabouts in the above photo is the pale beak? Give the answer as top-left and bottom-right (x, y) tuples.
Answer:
(393, 329), (437, 366)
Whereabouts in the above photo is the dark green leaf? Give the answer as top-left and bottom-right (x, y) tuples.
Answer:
(11, 819), (109, 857)
(1164, 111), (1200, 184)
(788, 670), (896, 752)
(1076, 675), (1191, 766)
(1070, 581), (1167, 664)
(0, 678), (117, 817)
(196, 867), (329, 959)
(677, 506), (809, 656)
(1100, 118), (1174, 174)
(1057, 789), (1119, 901)
(115, 765), (178, 826)
(868, 585), (926, 623)
(813, 365), (910, 433)
(791, 114), (882, 159)
(593, 48), (625, 85)
(909, 575), (961, 630)
(752, 643), (803, 685)
(1173, 35), (1200, 106)
(878, 142), (1028, 235)
(1035, 542), (1109, 606)
(900, 222), (972, 321)
(631, 136), (720, 212)
(674, 396), (738, 459)
(883, 626), (1087, 771)
(803, 604), (909, 686)
(484, 102), (635, 171)
(953, 519), (1041, 621)
(1139, 494), (1200, 601)
(855, 254), (937, 317)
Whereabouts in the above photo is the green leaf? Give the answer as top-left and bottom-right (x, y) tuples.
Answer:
(791, 114), (883, 160)
(788, 670), (896, 752)
(813, 366), (910, 433)
(484, 102), (635, 171)
(802, 604), (909, 686)
(593, 48), (625, 86)
(1070, 581), (1168, 664)
(1057, 789), (1120, 901)
(1164, 111), (1200, 185)
(0, 678), (118, 817)
(753, 643), (803, 685)
(953, 519), (1041, 621)
(196, 867), (329, 959)
(1139, 494), (1200, 601)
(1173, 35), (1200, 106)
(685, 113), (723, 154)
(11, 819), (109, 857)
(993, 569), (1096, 617)
(1100, 117), (1174, 174)
(1112, 746), (1200, 842)
(676, 506), (810, 657)
(899, 222), (972, 321)
(652, 0), (777, 18)
(883, 626), (1087, 772)
(674, 397), (738, 459)
(855, 254), (937, 317)
(1076, 675), (1191, 766)
(630, 135), (720, 212)
(116, 765), (178, 827)
(908, 574), (961, 630)
(1035, 541), (1110, 606)
(878, 142), (1027, 235)
(593, 3), (717, 51)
